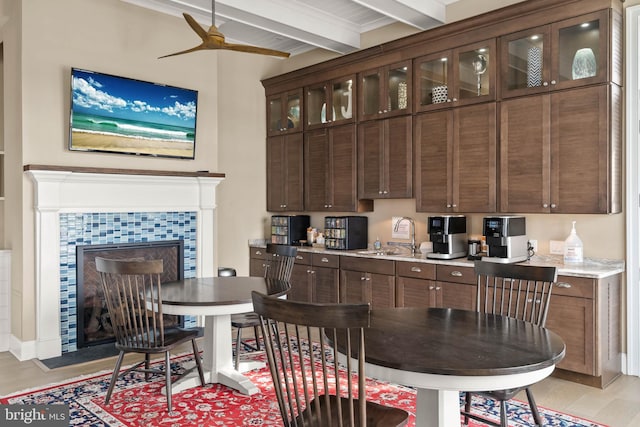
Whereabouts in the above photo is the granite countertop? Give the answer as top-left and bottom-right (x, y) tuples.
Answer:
(249, 240), (624, 279)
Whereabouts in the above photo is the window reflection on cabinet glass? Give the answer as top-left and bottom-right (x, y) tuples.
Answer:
(332, 80), (353, 121)
(388, 66), (409, 111)
(458, 47), (490, 99)
(419, 57), (448, 106)
(507, 34), (544, 90)
(558, 19), (600, 82)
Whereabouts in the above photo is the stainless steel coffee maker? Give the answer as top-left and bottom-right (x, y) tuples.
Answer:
(427, 215), (467, 259)
(482, 216), (529, 263)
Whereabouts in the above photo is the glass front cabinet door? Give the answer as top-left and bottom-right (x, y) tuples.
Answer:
(267, 89), (303, 136)
(359, 61), (411, 121)
(452, 39), (496, 106)
(501, 10), (608, 98)
(415, 51), (454, 112)
(306, 76), (355, 129)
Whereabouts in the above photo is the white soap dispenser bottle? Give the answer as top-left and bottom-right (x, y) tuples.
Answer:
(563, 221), (584, 264)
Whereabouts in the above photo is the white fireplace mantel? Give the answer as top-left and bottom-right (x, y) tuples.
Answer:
(24, 166), (224, 360)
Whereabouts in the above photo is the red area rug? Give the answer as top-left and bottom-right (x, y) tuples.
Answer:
(2, 352), (607, 427)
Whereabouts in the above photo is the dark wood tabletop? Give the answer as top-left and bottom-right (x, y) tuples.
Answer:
(161, 276), (290, 307)
(355, 307), (566, 377)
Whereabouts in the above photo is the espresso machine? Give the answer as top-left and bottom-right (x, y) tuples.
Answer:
(482, 216), (529, 263)
(427, 215), (467, 259)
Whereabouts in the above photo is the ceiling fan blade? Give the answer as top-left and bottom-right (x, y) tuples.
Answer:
(158, 44), (207, 59)
(183, 13), (209, 41)
(222, 42), (290, 58)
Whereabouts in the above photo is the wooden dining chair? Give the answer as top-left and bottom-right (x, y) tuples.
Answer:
(461, 260), (558, 427)
(251, 291), (409, 427)
(95, 257), (205, 413)
(231, 243), (297, 369)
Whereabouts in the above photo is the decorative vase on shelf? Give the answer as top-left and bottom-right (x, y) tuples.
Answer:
(398, 82), (408, 109)
(431, 85), (448, 104)
(527, 46), (542, 88)
(572, 47), (596, 80)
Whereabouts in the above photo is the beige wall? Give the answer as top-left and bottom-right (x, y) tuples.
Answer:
(0, 0), (630, 349)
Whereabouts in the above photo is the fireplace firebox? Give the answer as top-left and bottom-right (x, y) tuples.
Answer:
(76, 240), (185, 348)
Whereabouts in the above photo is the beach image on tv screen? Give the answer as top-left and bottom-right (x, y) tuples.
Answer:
(70, 68), (198, 159)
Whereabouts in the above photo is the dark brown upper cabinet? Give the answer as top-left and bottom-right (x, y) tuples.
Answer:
(267, 89), (303, 137)
(266, 133), (304, 212)
(358, 60), (412, 121)
(305, 75), (356, 130)
(500, 10), (613, 99)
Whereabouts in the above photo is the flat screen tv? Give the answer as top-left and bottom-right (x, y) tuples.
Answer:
(69, 68), (198, 159)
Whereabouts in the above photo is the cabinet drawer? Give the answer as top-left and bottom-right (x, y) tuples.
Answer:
(294, 251), (312, 265)
(341, 256), (395, 275)
(436, 265), (476, 284)
(554, 275), (595, 299)
(312, 253), (339, 268)
(250, 246), (267, 259)
(396, 261), (436, 280)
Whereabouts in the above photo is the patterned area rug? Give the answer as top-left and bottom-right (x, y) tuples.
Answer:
(2, 350), (607, 427)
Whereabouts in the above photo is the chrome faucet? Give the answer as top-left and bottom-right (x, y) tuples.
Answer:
(393, 217), (417, 254)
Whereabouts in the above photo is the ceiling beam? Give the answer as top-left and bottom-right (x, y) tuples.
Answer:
(352, 0), (445, 29)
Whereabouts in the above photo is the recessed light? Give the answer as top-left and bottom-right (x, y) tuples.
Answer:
(531, 35), (540, 41)
(581, 22), (590, 28)
(441, 57), (447, 62)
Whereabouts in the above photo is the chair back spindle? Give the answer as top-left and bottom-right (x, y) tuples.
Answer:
(265, 243), (297, 281)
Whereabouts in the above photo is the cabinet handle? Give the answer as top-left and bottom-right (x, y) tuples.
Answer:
(556, 282), (572, 288)
(450, 271), (463, 277)
(527, 298), (541, 304)
(321, 257), (329, 263)
(446, 204), (452, 208)
(361, 276), (366, 281)
(306, 269), (312, 274)
(452, 98), (458, 102)
(256, 251), (262, 255)
(296, 255), (303, 260)
(411, 267), (422, 272)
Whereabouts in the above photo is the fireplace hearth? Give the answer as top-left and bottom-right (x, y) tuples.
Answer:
(76, 240), (184, 348)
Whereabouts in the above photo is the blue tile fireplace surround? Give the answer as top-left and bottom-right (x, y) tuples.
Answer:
(59, 211), (198, 353)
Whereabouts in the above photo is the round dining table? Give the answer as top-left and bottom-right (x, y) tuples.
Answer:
(160, 276), (289, 395)
(338, 307), (566, 427)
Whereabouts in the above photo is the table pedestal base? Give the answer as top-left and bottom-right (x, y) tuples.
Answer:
(415, 389), (460, 427)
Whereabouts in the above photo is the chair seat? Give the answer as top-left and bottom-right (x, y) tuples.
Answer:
(296, 395), (409, 427)
(116, 327), (201, 353)
(231, 312), (261, 328)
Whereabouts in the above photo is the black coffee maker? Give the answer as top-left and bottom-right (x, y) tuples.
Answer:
(427, 215), (467, 259)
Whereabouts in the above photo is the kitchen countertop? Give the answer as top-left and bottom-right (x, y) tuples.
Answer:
(249, 240), (624, 279)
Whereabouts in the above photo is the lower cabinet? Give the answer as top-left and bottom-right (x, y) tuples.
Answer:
(249, 246), (269, 277)
(290, 252), (340, 303)
(434, 264), (477, 310)
(545, 274), (621, 388)
(340, 257), (395, 309)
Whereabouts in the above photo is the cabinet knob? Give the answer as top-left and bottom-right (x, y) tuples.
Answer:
(306, 269), (312, 274)
(543, 82), (549, 87)
(378, 190), (383, 194)
(450, 271), (463, 277)
(296, 255), (303, 260)
(446, 204), (452, 208)
(452, 98), (458, 102)
(383, 190), (388, 194)
(435, 287), (441, 291)
(551, 80), (557, 85)
(256, 251), (262, 255)
(452, 204), (457, 208)
(543, 203), (548, 208)
(411, 267), (422, 272)
(429, 286), (435, 290)
(361, 277), (366, 281)
(550, 203), (557, 208)
(556, 282), (572, 288)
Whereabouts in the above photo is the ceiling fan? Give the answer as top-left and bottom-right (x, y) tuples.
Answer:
(159, 0), (290, 59)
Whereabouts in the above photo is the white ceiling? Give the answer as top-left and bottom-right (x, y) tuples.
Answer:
(122, 0), (460, 57)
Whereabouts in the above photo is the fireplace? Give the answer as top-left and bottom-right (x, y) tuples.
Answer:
(24, 165), (224, 361)
(76, 240), (184, 348)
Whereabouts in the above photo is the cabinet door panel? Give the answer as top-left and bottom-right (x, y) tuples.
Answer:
(546, 294), (594, 375)
(330, 125), (358, 211)
(304, 130), (330, 211)
(551, 85), (608, 213)
(439, 282), (475, 310)
(358, 121), (384, 198)
(454, 103), (497, 212)
(341, 269), (369, 304)
(500, 95), (551, 212)
(313, 266), (340, 303)
(370, 273), (395, 309)
(415, 110), (451, 212)
(396, 277), (437, 308)
(386, 116), (413, 198)
(289, 263), (312, 302)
